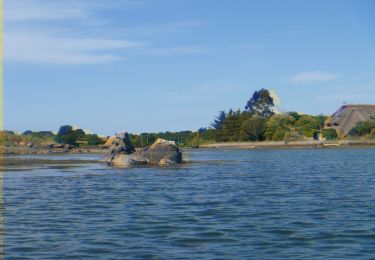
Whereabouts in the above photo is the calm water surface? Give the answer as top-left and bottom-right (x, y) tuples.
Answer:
(4, 148), (375, 259)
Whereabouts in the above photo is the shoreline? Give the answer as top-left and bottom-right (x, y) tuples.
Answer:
(3, 140), (375, 156)
(2, 145), (108, 156)
(198, 140), (375, 149)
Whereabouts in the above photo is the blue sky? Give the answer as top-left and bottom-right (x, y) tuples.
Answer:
(5, 0), (375, 135)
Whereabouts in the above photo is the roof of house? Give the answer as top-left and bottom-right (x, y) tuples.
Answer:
(324, 104), (375, 138)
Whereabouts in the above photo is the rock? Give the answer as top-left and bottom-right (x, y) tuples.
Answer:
(101, 136), (182, 167)
(108, 133), (135, 156)
(136, 138), (182, 165)
(104, 135), (117, 147)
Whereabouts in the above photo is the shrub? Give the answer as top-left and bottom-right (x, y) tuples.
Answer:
(294, 115), (321, 137)
(265, 114), (295, 141)
(349, 120), (375, 136)
(322, 128), (338, 140)
(284, 131), (302, 142)
(240, 117), (265, 141)
(84, 134), (104, 146)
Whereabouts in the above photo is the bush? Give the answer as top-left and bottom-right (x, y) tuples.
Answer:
(322, 128), (338, 140)
(284, 131), (302, 142)
(265, 114), (295, 141)
(240, 117), (265, 141)
(84, 134), (104, 145)
(349, 120), (375, 136)
(294, 115), (321, 137)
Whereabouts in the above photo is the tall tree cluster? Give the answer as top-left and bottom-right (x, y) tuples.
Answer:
(208, 88), (328, 142)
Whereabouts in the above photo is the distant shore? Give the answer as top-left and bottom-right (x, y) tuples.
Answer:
(3, 139), (375, 156)
(199, 140), (375, 149)
(2, 145), (108, 156)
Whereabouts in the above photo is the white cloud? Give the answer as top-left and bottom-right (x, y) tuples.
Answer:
(5, 0), (147, 64)
(5, 0), (145, 22)
(143, 46), (210, 55)
(4, 0), (225, 64)
(289, 71), (340, 83)
(5, 32), (142, 64)
(5, 0), (88, 22)
(119, 20), (207, 36)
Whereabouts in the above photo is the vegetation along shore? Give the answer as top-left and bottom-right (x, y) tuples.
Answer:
(2, 88), (375, 155)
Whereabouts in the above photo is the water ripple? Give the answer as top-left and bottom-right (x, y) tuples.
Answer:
(4, 148), (375, 259)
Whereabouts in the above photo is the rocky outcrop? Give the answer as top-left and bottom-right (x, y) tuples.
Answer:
(109, 132), (136, 155)
(104, 135), (117, 147)
(101, 135), (182, 167)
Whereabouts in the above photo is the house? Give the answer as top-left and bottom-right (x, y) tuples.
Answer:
(324, 104), (375, 138)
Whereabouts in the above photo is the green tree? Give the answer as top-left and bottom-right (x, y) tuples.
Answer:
(245, 89), (275, 117)
(84, 134), (104, 145)
(221, 109), (243, 141)
(54, 125), (86, 146)
(210, 111), (226, 129)
(74, 129), (85, 140)
(240, 116), (265, 141)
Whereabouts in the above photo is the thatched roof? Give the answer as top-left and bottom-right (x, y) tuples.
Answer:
(325, 104), (375, 138)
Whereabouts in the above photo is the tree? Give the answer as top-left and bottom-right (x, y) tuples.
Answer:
(210, 111), (226, 129)
(198, 127), (207, 133)
(74, 129), (86, 140)
(240, 117), (265, 141)
(245, 89), (274, 117)
(54, 125), (86, 146)
(221, 109), (243, 141)
(84, 134), (103, 145)
(57, 125), (73, 135)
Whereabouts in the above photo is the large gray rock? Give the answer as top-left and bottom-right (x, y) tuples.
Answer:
(101, 137), (182, 167)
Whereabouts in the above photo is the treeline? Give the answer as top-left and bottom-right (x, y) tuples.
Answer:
(0, 130), (56, 147)
(0, 126), (106, 147)
(54, 125), (104, 146)
(127, 131), (199, 148)
(199, 89), (332, 143)
(4, 89), (374, 148)
(128, 89), (334, 146)
(205, 110), (329, 142)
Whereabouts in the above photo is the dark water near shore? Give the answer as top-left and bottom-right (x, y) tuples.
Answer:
(4, 148), (375, 259)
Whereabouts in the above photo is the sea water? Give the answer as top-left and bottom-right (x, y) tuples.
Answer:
(4, 148), (375, 259)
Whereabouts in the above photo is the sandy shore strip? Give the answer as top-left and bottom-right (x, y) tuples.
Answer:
(199, 140), (375, 149)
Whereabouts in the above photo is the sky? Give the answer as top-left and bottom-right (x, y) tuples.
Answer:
(4, 0), (375, 135)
